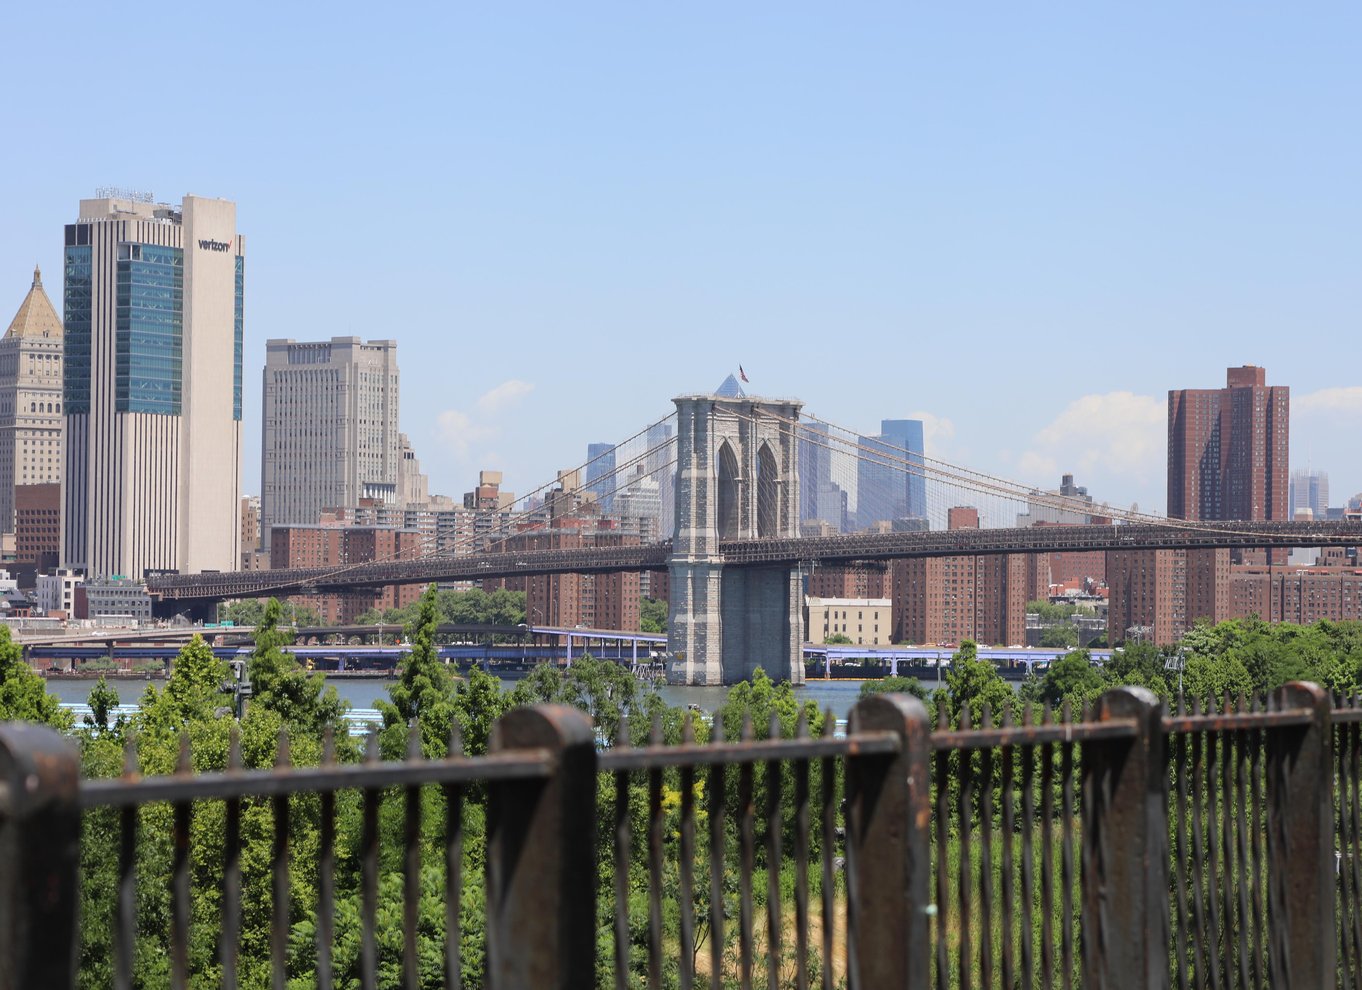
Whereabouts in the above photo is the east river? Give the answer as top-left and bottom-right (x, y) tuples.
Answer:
(43, 674), (890, 721)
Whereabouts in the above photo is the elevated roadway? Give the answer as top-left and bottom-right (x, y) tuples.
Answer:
(146, 520), (1362, 607)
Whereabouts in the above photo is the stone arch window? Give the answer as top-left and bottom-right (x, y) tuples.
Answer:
(756, 441), (779, 538)
(717, 440), (740, 540)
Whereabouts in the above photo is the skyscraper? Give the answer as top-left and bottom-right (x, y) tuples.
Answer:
(856, 419), (926, 529)
(1290, 470), (1330, 520)
(585, 442), (617, 511)
(261, 337), (409, 547)
(63, 193), (243, 578)
(1168, 365), (1289, 523)
(1, 267), (64, 536)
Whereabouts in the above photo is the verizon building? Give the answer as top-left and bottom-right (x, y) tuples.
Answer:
(63, 193), (243, 578)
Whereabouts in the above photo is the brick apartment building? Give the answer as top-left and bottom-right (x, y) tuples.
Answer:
(270, 524), (423, 623)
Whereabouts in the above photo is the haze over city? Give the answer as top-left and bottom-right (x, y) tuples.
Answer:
(5, 3), (1361, 513)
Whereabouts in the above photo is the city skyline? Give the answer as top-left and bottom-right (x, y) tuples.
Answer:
(4, 5), (1361, 515)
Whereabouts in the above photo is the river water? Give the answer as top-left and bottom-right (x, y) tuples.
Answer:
(44, 674), (885, 721)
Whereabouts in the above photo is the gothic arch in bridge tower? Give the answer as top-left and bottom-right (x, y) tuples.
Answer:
(756, 441), (779, 538)
(717, 441), (740, 541)
(668, 393), (804, 686)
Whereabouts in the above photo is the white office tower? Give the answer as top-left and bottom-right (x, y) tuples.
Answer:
(63, 193), (243, 578)
(0, 267), (64, 532)
(260, 337), (405, 545)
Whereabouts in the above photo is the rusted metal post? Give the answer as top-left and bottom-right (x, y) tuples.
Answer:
(0, 723), (82, 990)
(486, 704), (597, 990)
(1266, 681), (1335, 989)
(845, 692), (932, 990)
(1081, 686), (1168, 990)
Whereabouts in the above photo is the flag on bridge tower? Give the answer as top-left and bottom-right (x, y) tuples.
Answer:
(738, 365), (749, 383)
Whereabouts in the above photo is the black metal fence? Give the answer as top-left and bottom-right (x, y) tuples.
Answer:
(0, 682), (1355, 989)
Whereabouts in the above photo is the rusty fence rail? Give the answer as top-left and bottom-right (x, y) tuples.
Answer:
(0, 683), (1356, 989)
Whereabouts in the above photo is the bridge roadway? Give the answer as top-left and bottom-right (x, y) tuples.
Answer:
(146, 519), (1362, 604)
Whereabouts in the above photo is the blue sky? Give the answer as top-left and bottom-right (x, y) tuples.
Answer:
(4, 3), (1359, 515)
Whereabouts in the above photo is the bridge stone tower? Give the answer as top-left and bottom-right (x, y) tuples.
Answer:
(667, 392), (804, 685)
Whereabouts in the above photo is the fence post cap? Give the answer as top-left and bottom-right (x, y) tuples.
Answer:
(490, 703), (596, 752)
(1092, 685), (1161, 719)
(849, 691), (930, 729)
(0, 722), (79, 815)
(1274, 680), (1329, 709)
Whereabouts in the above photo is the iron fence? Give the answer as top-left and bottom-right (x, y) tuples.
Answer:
(0, 682), (1356, 989)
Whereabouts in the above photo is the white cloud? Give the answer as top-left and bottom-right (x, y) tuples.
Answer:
(436, 380), (535, 468)
(1295, 386), (1362, 416)
(1020, 392), (1165, 486)
(436, 408), (498, 460)
(476, 379), (535, 414)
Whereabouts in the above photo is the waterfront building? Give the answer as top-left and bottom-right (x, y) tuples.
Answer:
(63, 194), (243, 578)
(261, 337), (415, 547)
(805, 597), (893, 646)
(0, 268), (64, 540)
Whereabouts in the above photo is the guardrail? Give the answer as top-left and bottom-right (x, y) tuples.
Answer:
(0, 683), (1356, 989)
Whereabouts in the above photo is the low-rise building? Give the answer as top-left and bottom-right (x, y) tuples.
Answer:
(805, 597), (893, 646)
(35, 568), (81, 616)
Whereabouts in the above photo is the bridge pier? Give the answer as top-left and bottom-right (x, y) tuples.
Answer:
(667, 393), (804, 686)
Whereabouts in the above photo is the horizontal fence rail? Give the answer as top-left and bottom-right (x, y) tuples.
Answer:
(2, 682), (1360, 989)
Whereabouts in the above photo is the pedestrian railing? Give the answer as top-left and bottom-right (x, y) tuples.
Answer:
(0, 683), (1355, 989)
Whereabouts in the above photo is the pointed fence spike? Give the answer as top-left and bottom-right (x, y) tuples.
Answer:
(822, 707), (835, 739)
(322, 725), (335, 765)
(960, 703), (972, 731)
(365, 728), (379, 762)
(275, 727), (292, 768)
(711, 714), (725, 745)
(1001, 704), (1013, 728)
(651, 709), (663, 746)
(768, 710), (781, 741)
(1061, 698), (1072, 725)
(449, 719), (464, 758)
(177, 733), (192, 773)
(617, 713), (631, 747)
(682, 710), (695, 744)
(741, 712), (754, 741)
(981, 702), (993, 730)
(795, 707), (809, 739)
(228, 726), (242, 770)
(1023, 701), (1034, 726)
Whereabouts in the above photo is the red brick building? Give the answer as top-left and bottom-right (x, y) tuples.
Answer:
(891, 507), (1027, 646)
(270, 525), (423, 623)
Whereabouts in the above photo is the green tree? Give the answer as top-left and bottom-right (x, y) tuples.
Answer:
(377, 584), (458, 755)
(1039, 624), (1079, 649)
(0, 625), (71, 728)
(248, 598), (348, 734)
(510, 654), (647, 744)
(135, 635), (230, 733)
(823, 633), (853, 645)
(83, 675), (124, 738)
(1021, 650), (1104, 709)
(859, 675), (928, 700)
(944, 640), (1014, 724)
(639, 597), (668, 634)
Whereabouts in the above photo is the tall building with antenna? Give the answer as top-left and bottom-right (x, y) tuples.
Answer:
(63, 193), (243, 578)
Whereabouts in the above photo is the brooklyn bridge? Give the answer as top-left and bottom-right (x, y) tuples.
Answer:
(149, 388), (1362, 684)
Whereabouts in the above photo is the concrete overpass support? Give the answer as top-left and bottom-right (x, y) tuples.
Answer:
(667, 393), (804, 685)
